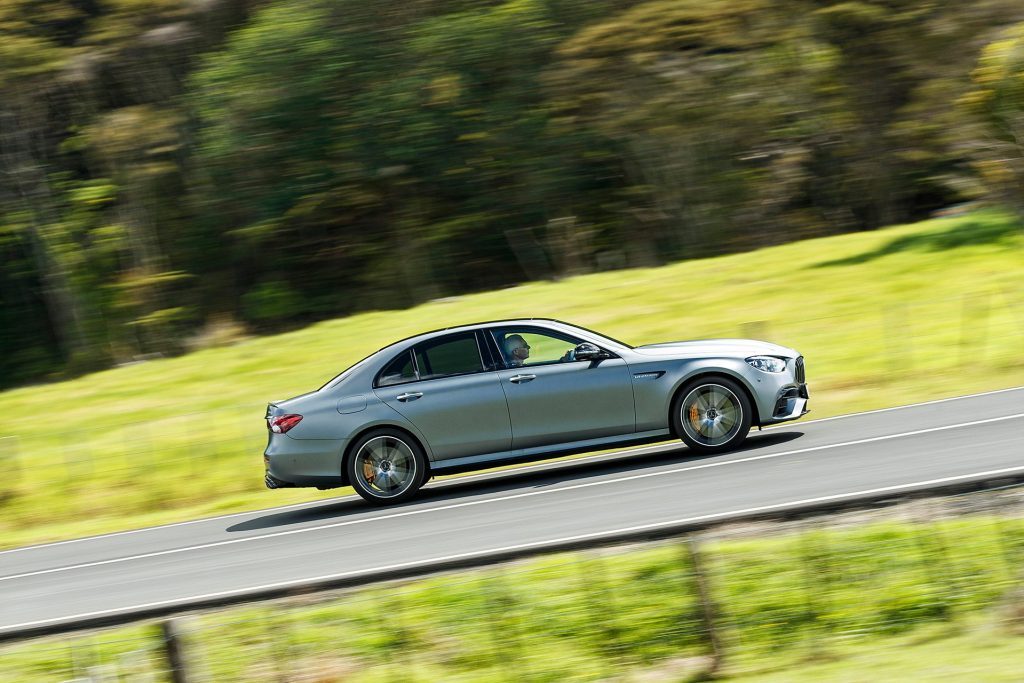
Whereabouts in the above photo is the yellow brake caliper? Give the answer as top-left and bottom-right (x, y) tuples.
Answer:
(689, 403), (701, 429)
(362, 457), (375, 483)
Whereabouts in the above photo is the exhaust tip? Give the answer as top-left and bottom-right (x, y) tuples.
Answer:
(265, 473), (293, 489)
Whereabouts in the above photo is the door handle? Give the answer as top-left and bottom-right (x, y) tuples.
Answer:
(396, 392), (423, 402)
(509, 374), (536, 384)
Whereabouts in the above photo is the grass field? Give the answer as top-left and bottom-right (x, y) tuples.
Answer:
(1, 209), (1022, 548)
(734, 625), (1024, 682)
(3, 511), (1023, 680)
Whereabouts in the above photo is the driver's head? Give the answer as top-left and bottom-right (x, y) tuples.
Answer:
(505, 334), (530, 363)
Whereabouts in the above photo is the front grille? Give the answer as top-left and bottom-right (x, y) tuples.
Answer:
(795, 356), (805, 384)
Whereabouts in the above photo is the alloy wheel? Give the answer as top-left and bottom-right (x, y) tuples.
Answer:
(354, 435), (419, 499)
(680, 383), (744, 447)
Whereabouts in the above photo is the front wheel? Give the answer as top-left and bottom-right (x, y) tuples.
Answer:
(671, 377), (752, 454)
(346, 429), (427, 505)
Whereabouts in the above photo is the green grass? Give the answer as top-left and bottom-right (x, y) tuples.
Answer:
(732, 624), (1024, 682)
(1, 210), (1022, 548)
(3, 513), (1023, 681)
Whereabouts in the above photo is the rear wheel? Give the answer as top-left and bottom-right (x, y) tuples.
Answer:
(671, 377), (752, 454)
(346, 429), (427, 505)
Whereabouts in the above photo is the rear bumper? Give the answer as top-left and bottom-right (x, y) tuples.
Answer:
(263, 465), (345, 490)
(263, 435), (347, 489)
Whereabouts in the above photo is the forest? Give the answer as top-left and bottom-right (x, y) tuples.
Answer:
(2, 0), (1024, 388)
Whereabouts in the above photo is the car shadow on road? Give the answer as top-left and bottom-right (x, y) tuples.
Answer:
(227, 430), (804, 534)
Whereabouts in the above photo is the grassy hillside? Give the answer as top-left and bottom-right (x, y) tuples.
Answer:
(2, 210), (1022, 547)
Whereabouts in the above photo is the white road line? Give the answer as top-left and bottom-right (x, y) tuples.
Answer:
(3, 384), (1021, 557)
(5, 461), (1024, 635)
(0, 496), (337, 556)
(778, 385), (1024, 425)
(2, 412), (1021, 584)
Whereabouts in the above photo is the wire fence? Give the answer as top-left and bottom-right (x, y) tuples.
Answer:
(3, 485), (1023, 681)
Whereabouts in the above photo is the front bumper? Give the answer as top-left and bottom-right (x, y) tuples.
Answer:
(770, 385), (809, 422)
(758, 356), (809, 425)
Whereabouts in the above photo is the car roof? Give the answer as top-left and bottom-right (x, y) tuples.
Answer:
(376, 318), (579, 352)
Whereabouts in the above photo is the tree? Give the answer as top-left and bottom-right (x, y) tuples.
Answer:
(0, 0), (92, 368)
(0, 0), (257, 384)
(805, 0), (1024, 226)
(965, 21), (1024, 217)
(548, 0), (834, 257)
(189, 0), (634, 325)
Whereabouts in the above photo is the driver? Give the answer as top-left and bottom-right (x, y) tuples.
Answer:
(504, 334), (530, 367)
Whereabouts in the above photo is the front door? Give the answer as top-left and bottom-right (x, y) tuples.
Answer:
(489, 326), (635, 450)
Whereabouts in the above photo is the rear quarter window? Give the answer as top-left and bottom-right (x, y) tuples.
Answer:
(378, 351), (417, 386)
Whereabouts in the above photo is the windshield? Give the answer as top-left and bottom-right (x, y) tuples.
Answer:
(558, 321), (633, 349)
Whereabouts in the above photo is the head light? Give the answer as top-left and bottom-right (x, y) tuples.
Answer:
(746, 356), (787, 373)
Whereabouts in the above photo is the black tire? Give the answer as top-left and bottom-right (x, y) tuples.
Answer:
(346, 428), (428, 505)
(671, 376), (753, 454)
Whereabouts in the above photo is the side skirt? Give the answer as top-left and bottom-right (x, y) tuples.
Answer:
(429, 429), (673, 477)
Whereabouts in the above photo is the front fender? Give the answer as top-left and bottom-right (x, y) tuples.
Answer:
(631, 357), (766, 431)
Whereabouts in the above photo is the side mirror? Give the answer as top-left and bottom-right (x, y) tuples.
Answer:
(574, 342), (609, 362)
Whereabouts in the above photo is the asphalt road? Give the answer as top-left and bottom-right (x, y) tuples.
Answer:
(2, 387), (1023, 635)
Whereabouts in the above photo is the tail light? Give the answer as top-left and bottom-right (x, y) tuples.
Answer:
(268, 414), (303, 434)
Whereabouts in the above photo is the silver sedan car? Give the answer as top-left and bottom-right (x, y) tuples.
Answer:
(264, 319), (808, 504)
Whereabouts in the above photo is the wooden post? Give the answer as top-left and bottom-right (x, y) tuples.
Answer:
(161, 619), (190, 683)
(686, 537), (723, 675)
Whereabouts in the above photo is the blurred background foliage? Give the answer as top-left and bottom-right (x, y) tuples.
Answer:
(2, 0), (1024, 389)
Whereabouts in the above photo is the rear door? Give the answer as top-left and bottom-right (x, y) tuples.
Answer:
(488, 325), (635, 449)
(373, 331), (512, 460)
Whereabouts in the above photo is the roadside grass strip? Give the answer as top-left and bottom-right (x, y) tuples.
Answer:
(3, 507), (1024, 681)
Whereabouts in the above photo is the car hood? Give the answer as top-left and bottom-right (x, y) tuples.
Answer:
(632, 338), (798, 359)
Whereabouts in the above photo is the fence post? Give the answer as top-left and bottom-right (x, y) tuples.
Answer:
(161, 619), (191, 683)
(484, 573), (524, 683)
(799, 527), (832, 657)
(576, 553), (620, 676)
(369, 589), (404, 683)
(686, 537), (723, 675)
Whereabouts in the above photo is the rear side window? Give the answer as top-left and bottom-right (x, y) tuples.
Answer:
(415, 333), (483, 380)
(378, 351), (417, 386)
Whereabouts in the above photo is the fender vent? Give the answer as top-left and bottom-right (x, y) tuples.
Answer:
(633, 371), (665, 380)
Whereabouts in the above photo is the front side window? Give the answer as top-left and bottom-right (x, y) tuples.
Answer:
(489, 327), (584, 368)
(414, 333), (483, 380)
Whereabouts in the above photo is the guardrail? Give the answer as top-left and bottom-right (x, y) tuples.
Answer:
(3, 468), (1023, 646)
